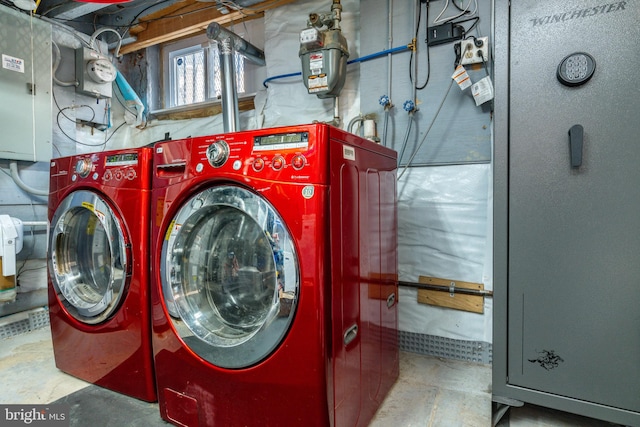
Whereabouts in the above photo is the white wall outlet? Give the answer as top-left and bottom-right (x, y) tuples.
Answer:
(460, 37), (489, 65)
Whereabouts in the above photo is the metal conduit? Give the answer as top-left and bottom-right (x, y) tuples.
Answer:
(398, 280), (493, 297)
(206, 22), (265, 133)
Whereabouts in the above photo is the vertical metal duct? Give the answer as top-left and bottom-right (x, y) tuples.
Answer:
(206, 23), (266, 133)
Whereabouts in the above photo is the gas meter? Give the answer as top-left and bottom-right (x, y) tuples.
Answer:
(299, 1), (349, 99)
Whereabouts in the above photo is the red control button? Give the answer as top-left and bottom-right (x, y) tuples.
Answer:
(291, 154), (306, 170)
(253, 158), (265, 172)
(272, 156), (285, 171)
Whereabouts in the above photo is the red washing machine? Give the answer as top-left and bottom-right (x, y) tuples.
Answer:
(47, 148), (156, 402)
(151, 123), (398, 426)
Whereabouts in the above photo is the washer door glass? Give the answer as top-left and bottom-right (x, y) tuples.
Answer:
(49, 190), (128, 324)
(162, 185), (299, 369)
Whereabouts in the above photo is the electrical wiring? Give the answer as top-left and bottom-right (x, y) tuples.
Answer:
(56, 108), (108, 148)
(102, 121), (128, 145)
(16, 264), (47, 281)
(410, 0), (430, 90)
(52, 86), (123, 149)
(433, 0), (477, 24)
(52, 85), (95, 122)
(113, 84), (139, 116)
(456, 16), (480, 35)
(396, 113), (415, 165)
(397, 78), (455, 180)
(452, 0), (473, 12)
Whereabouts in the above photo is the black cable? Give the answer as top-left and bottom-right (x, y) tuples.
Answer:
(53, 84), (120, 148)
(17, 265), (47, 278)
(116, 0), (173, 38)
(409, 0), (432, 90)
(452, 0), (472, 12)
(54, 96), (107, 148)
(408, 0), (420, 85)
(455, 16), (480, 36)
(103, 121), (128, 145)
(56, 109), (107, 148)
(114, 85), (138, 116)
(415, 0), (431, 90)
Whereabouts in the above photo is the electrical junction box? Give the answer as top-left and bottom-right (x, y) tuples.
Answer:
(0, 5), (52, 162)
(75, 47), (116, 99)
(460, 37), (489, 65)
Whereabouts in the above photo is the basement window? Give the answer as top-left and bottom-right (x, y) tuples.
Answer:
(164, 35), (246, 109)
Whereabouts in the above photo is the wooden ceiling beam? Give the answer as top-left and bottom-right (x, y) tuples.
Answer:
(119, 0), (298, 55)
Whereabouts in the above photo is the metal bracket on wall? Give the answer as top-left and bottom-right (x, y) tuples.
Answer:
(400, 276), (492, 314)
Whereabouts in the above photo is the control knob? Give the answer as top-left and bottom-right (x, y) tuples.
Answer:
(206, 140), (230, 167)
(75, 158), (92, 178)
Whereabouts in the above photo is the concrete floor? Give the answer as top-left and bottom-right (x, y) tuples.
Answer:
(0, 325), (623, 426)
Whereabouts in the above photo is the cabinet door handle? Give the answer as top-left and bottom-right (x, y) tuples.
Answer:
(569, 124), (584, 168)
(387, 292), (396, 308)
(343, 324), (358, 346)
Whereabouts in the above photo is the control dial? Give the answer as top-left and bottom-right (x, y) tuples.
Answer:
(272, 155), (285, 171)
(75, 158), (92, 178)
(206, 140), (230, 167)
(291, 154), (306, 170)
(253, 158), (265, 172)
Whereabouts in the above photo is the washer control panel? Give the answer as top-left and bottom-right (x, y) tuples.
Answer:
(157, 125), (344, 185)
(189, 129), (315, 181)
(206, 140), (230, 167)
(251, 131), (309, 173)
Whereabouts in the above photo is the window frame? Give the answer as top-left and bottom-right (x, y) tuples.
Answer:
(160, 33), (252, 111)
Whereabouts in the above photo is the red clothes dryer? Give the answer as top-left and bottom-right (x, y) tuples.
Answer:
(47, 148), (156, 402)
(151, 123), (399, 426)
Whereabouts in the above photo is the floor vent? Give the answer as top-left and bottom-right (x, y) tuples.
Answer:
(0, 307), (50, 339)
(399, 330), (492, 364)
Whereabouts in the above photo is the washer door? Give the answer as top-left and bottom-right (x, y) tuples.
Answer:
(49, 190), (128, 324)
(162, 185), (299, 369)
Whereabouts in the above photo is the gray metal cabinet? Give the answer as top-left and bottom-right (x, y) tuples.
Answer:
(493, 1), (640, 425)
(0, 5), (52, 162)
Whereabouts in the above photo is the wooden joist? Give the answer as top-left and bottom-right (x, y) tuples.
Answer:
(119, 0), (298, 55)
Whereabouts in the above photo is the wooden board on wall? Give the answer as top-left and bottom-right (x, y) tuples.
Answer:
(417, 275), (484, 314)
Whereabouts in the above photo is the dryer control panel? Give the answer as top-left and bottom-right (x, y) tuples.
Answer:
(52, 148), (152, 190)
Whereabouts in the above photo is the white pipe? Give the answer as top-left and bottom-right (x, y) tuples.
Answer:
(52, 41), (78, 87)
(333, 97), (341, 128)
(9, 162), (48, 197)
(20, 221), (47, 227)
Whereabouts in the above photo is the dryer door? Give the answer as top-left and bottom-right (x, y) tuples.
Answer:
(161, 185), (300, 369)
(49, 190), (128, 324)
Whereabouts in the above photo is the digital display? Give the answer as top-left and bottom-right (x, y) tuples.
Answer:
(254, 132), (308, 150)
(106, 153), (139, 166)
